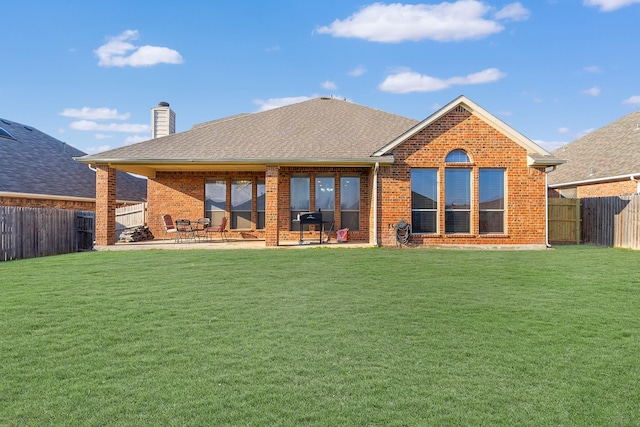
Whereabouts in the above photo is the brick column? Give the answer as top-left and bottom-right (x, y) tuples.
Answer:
(95, 165), (116, 246)
(265, 165), (279, 246)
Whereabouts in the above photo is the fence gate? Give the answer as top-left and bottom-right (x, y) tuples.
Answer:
(76, 212), (95, 251)
(548, 198), (581, 245)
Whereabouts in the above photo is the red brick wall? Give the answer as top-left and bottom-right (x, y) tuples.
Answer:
(147, 168), (372, 244)
(95, 165), (116, 246)
(0, 196), (95, 211)
(148, 171), (269, 240)
(378, 107), (547, 247)
(265, 166), (279, 246)
(273, 166), (371, 244)
(576, 180), (638, 198)
(145, 108), (547, 247)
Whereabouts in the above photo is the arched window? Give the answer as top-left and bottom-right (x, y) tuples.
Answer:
(445, 150), (470, 163)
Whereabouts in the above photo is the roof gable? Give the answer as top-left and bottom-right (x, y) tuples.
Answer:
(372, 95), (561, 166)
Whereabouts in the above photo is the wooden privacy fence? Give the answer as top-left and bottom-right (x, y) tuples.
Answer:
(0, 206), (94, 261)
(548, 198), (581, 245)
(581, 195), (640, 250)
(115, 202), (147, 240)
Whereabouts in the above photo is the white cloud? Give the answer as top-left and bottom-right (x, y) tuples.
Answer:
(316, 1), (529, 43)
(60, 107), (130, 120)
(348, 66), (367, 77)
(583, 0), (640, 11)
(86, 145), (112, 154)
(265, 45), (281, 52)
(253, 96), (315, 112)
(379, 67), (506, 93)
(623, 95), (640, 105)
(584, 65), (602, 73)
(534, 139), (568, 152)
(322, 80), (338, 90)
(94, 134), (113, 139)
(494, 2), (530, 21)
(558, 127), (570, 134)
(95, 29), (183, 67)
(69, 120), (150, 133)
(124, 135), (149, 145)
(581, 86), (601, 96)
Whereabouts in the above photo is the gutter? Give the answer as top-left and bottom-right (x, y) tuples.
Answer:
(74, 156), (396, 166)
(549, 172), (640, 188)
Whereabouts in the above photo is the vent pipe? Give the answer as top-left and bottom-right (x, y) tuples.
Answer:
(151, 101), (176, 139)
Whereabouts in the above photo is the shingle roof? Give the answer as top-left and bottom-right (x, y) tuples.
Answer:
(548, 110), (640, 186)
(78, 97), (420, 163)
(0, 118), (147, 201)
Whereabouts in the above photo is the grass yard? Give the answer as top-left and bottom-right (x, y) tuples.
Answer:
(1, 246), (639, 426)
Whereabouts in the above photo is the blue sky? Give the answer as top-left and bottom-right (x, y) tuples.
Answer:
(2, 0), (639, 155)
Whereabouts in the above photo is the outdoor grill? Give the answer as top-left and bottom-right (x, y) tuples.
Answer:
(296, 211), (328, 244)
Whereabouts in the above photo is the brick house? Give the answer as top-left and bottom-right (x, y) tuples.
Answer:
(77, 96), (562, 248)
(548, 110), (640, 198)
(0, 117), (146, 210)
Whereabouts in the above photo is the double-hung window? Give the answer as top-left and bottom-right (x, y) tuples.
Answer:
(205, 180), (226, 226)
(411, 169), (438, 233)
(256, 179), (265, 229)
(340, 177), (360, 231)
(316, 176), (335, 226)
(231, 179), (252, 229)
(445, 168), (471, 233)
(290, 175), (310, 230)
(479, 169), (505, 233)
(445, 150), (471, 234)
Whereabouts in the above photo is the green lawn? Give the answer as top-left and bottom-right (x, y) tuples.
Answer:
(1, 246), (639, 426)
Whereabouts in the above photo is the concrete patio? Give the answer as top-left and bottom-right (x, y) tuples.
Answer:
(94, 238), (373, 251)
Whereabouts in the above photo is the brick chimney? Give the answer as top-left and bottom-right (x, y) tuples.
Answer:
(151, 101), (175, 139)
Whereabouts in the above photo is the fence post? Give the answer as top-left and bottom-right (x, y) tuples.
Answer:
(574, 198), (581, 245)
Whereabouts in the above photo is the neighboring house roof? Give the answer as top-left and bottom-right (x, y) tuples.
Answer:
(548, 110), (640, 187)
(0, 118), (147, 202)
(374, 95), (563, 167)
(76, 96), (561, 176)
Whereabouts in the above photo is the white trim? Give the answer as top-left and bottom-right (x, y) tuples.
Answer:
(548, 172), (640, 188)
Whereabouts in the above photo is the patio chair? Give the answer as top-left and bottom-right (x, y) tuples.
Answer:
(205, 217), (228, 242)
(161, 214), (178, 241)
(175, 219), (195, 242)
(193, 217), (211, 240)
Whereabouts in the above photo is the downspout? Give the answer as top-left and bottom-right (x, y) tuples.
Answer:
(373, 162), (380, 246)
(544, 166), (557, 248)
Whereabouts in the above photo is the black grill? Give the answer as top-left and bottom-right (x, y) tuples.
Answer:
(296, 211), (328, 244)
(299, 212), (323, 225)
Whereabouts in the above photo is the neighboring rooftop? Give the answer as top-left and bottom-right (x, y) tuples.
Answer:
(0, 118), (147, 202)
(549, 110), (640, 186)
